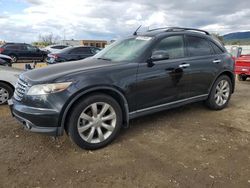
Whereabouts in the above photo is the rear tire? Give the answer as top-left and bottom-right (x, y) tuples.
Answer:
(206, 75), (232, 110)
(67, 93), (123, 150)
(238, 74), (247, 81)
(0, 82), (14, 105)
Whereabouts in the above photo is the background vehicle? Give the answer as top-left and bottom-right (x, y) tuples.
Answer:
(231, 46), (250, 81)
(0, 66), (21, 104)
(0, 54), (12, 67)
(42, 44), (69, 54)
(9, 27), (235, 150)
(0, 43), (48, 63)
(46, 46), (101, 64)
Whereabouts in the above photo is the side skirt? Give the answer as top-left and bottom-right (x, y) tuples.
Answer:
(129, 94), (208, 119)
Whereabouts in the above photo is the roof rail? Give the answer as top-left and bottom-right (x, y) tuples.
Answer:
(147, 27), (210, 35)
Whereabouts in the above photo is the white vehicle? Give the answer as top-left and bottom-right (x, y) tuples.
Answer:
(0, 67), (22, 104)
(42, 45), (69, 54)
(0, 54), (12, 66)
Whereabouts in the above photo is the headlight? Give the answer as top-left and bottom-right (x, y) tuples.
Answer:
(27, 82), (72, 95)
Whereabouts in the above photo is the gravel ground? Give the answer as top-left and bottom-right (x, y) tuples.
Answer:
(0, 78), (250, 188)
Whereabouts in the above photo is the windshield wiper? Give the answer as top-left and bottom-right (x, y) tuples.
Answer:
(97, 57), (112, 61)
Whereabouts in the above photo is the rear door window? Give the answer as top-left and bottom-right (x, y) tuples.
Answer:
(209, 42), (224, 54)
(5, 45), (20, 50)
(186, 36), (213, 57)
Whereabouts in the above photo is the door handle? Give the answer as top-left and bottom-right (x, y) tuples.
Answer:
(179, 63), (190, 68)
(213, 59), (221, 64)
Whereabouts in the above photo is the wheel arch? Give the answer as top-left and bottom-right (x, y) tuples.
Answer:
(59, 86), (130, 136)
(210, 70), (235, 94)
(0, 80), (15, 91)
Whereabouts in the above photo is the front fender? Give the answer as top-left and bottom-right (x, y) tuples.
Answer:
(57, 86), (130, 136)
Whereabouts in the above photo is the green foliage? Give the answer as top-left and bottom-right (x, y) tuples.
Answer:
(224, 39), (250, 45)
(32, 41), (52, 48)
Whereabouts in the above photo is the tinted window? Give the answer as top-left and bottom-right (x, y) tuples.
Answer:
(210, 42), (224, 54)
(70, 47), (91, 54)
(26, 45), (37, 51)
(153, 35), (185, 59)
(5, 45), (20, 50)
(91, 48), (101, 54)
(52, 45), (68, 49)
(186, 36), (213, 56)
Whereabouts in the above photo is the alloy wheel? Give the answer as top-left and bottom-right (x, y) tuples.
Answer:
(77, 102), (117, 144)
(0, 87), (9, 104)
(214, 80), (230, 106)
(10, 56), (17, 63)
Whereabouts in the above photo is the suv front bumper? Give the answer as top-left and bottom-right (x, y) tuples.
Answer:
(8, 99), (63, 136)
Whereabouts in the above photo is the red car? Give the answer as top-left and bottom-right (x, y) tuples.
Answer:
(232, 47), (250, 81)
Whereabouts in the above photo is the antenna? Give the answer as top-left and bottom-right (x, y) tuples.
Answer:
(133, 25), (142, 36)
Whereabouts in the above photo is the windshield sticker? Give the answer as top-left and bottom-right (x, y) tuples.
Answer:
(136, 36), (152, 41)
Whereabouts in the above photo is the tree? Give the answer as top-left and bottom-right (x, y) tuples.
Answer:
(38, 33), (61, 46)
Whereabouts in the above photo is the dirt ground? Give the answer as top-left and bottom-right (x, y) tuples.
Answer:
(0, 76), (250, 188)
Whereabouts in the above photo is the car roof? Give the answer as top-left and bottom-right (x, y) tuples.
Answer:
(137, 27), (209, 38)
(4, 43), (27, 45)
(137, 27), (225, 50)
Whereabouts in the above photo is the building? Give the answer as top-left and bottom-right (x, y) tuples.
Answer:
(61, 39), (108, 48)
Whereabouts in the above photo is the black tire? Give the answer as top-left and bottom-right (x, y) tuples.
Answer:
(40, 55), (46, 62)
(67, 93), (123, 150)
(238, 74), (247, 81)
(0, 82), (14, 105)
(206, 75), (232, 110)
(10, 54), (17, 63)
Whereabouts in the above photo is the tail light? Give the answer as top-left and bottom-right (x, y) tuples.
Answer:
(50, 54), (59, 59)
(0, 48), (4, 53)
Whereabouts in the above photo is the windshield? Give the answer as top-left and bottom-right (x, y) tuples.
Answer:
(94, 36), (153, 62)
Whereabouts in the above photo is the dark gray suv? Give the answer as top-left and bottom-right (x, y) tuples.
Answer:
(9, 27), (235, 150)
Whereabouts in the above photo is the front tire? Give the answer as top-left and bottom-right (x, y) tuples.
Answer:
(0, 82), (14, 105)
(41, 55), (46, 62)
(206, 75), (232, 110)
(10, 55), (17, 63)
(67, 93), (123, 150)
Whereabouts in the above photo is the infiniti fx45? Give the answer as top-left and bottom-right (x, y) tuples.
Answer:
(9, 27), (235, 150)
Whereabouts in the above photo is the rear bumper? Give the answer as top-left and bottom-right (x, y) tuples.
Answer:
(8, 99), (63, 136)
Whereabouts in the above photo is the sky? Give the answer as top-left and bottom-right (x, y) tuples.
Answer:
(0, 0), (250, 43)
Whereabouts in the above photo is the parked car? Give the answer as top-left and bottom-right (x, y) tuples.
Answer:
(0, 54), (12, 66)
(0, 66), (22, 104)
(42, 44), (69, 54)
(236, 54), (250, 81)
(231, 46), (250, 81)
(0, 43), (48, 63)
(9, 27), (235, 150)
(46, 46), (101, 64)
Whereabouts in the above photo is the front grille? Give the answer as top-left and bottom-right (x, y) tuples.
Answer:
(14, 79), (28, 101)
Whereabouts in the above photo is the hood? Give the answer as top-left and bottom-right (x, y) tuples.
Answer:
(21, 58), (118, 84)
(0, 54), (12, 60)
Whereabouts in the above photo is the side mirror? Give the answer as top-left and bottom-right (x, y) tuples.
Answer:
(150, 51), (169, 61)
